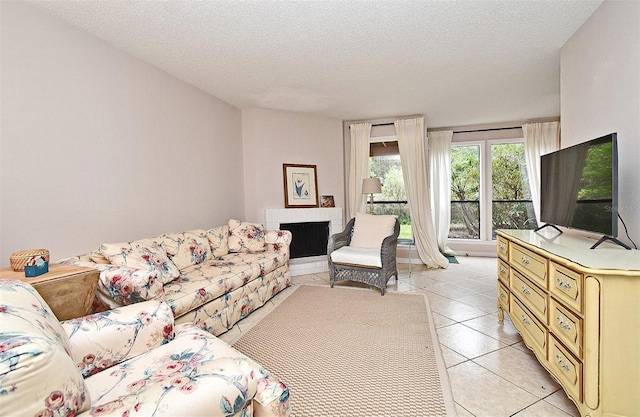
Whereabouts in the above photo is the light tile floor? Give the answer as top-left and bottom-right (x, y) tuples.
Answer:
(219, 256), (581, 417)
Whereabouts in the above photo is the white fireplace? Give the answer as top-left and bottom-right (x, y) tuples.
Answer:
(265, 207), (343, 276)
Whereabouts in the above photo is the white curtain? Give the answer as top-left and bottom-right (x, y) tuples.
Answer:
(428, 130), (455, 256)
(396, 117), (448, 268)
(523, 122), (560, 224)
(347, 123), (372, 219)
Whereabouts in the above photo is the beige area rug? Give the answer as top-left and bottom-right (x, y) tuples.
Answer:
(233, 285), (456, 417)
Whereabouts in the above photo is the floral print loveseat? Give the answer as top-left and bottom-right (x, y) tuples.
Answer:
(0, 279), (290, 417)
(59, 219), (292, 336)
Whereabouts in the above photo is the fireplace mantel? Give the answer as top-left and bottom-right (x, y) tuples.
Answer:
(265, 207), (343, 275)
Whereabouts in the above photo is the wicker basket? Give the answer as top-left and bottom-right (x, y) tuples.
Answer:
(9, 249), (50, 272)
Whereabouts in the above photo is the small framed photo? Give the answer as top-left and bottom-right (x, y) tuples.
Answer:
(283, 163), (319, 208)
(321, 195), (335, 208)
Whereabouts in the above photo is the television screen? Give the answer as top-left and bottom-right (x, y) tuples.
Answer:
(539, 133), (618, 237)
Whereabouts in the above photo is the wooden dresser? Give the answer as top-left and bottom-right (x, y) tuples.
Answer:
(496, 229), (640, 417)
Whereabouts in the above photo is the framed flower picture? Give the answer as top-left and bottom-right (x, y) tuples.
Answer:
(283, 163), (319, 208)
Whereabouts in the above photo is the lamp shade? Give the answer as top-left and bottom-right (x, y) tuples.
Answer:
(362, 177), (382, 194)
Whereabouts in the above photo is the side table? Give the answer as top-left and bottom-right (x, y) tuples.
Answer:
(0, 264), (100, 320)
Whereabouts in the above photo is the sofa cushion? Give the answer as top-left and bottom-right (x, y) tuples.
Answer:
(0, 280), (90, 416)
(207, 225), (229, 258)
(163, 250), (287, 319)
(100, 239), (180, 283)
(350, 213), (397, 249)
(228, 219), (266, 253)
(164, 260), (259, 318)
(161, 230), (211, 271)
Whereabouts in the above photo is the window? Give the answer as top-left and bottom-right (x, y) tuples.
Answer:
(491, 142), (537, 238)
(450, 144), (481, 239)
(369, 140), (413, 241)
(449, 139), (537, 241)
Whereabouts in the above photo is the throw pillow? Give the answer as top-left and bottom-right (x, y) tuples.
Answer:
(89, 250), (111, 264)
(350, 213), (397, 249)
(160, 230), (211, 270)
(207, 225), (229, 258)
(227, 219), (266, 253)
(100, 239), (180, 283)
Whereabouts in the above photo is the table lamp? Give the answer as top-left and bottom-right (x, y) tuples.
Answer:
(362, 177), (382, 214)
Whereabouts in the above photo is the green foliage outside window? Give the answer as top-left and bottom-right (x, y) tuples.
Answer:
(367, 140), (539, 242)
(369, 155), (412, 240)
(450, 145), (480, 238)
(450, 142), (537, 240)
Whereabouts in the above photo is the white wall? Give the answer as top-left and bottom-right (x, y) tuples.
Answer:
(242, 108), (344, 224)
(0, 2), (245, 267)
(561, 0), (640, 247)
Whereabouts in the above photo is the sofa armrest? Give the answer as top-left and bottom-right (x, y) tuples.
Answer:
(98, 266), (166, 304)
(265, 230), (292, 258)
(253, 374), (291, 417)
(61, 300), (174, 377)
(58, 257), (166, 305)
(265, 230), (292, 246)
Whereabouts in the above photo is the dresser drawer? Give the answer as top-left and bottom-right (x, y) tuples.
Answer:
(497, 235), (509, 261)
(510, 243), (547, 289)
(498, 280), (509, 312)
(511, 270), (548, 324)
(510, 296), (547, 355)
(549, 298), (583, 359)
(550, 262), (583, 314)
(549, 335), (582, 403)
(498, 259), (510, 285)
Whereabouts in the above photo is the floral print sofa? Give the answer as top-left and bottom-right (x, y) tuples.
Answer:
(59, 219), (292, 336)
(0, 279), (290, 416)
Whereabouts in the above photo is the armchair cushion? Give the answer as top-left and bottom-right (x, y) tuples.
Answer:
(100, 239), (180, 283)
(330, 246), (382, 268)
(350, 213), (398, 249)
(0, 280), (90, 416)
(61, 300), (175, 378)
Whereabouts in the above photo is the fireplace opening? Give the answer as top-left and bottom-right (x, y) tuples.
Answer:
(280, 221), (330, 259)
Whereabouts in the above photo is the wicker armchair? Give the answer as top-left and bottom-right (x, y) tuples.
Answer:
(328, 215), (400, 295)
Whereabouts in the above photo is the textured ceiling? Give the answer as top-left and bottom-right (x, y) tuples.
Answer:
(28, 0), (603, 127)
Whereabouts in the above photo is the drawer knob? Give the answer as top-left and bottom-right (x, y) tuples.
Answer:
(500, 291), (507, 299)
(521, 315), (531, 325)
(521, 257), (530, 265)
(500, 266), (506, 274)
(556, 277), (572, 291)
(555, 354), (571, 371)
(556, 316), (572, 331)
(500, 244), (506, 251)
(521, 285), (531, 296)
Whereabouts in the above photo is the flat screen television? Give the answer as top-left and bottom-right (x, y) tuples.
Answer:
(538, 133), (626, 248)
